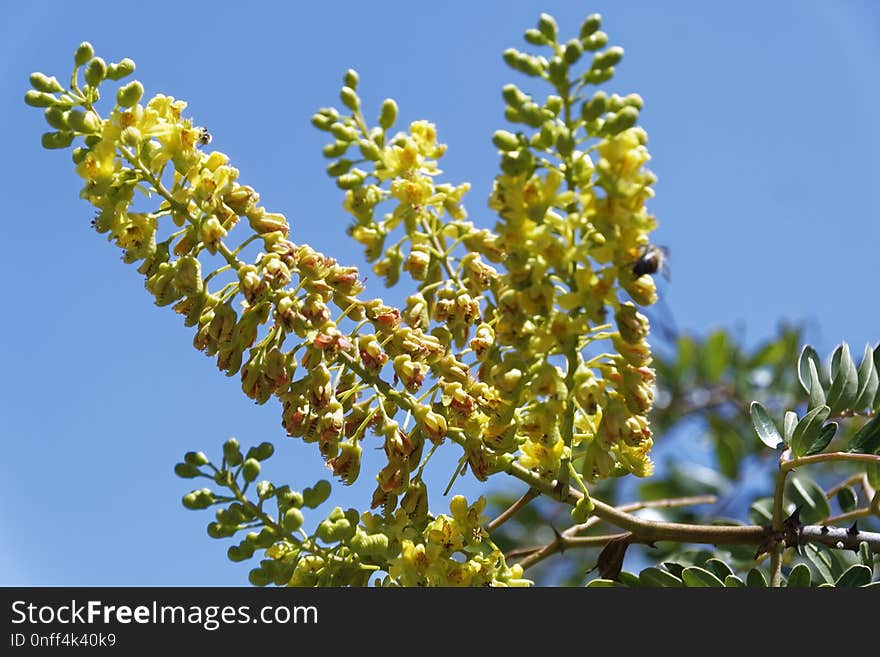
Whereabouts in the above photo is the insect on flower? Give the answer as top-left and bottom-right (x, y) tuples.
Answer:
(632, 243), (670, 281)
(196, 126), (212, 146)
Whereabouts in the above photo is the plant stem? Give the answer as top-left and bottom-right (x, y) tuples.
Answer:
(486, 488), (540, 533)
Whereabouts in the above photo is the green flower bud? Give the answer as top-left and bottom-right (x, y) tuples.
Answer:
(502, 83), (526, 107)
(563, 39), (583, 65)
(379, 98), (398, 129)
(556, 128), (575, 157)
(174, 462), (200, 478)
(585, 67), (615, 85)
(282, 507), (305, 532)
(545, 95), (563, 116)
(302, 479), (331, 508)
(185, 451), (210, 466)
(84, 57), (107, 86)
(547, 56), (568, 86)
(66, 109), (101, 134)
(121, 126), (141, 147)
(30, 72), (64, 93)
(223, 437), (243, 467)
(256, 480), (275, 499)
(524, 28), (548, 46)
(227, 545), (252, 562)
(343, 68), (359, 89)
(322, 140), (348, 158)
(74, 42), (94, 67)
(336, 169), (366, 190)
(492, 129), (520, 152)
(537, 13), (558, 42)
(570, 494), (595, 523)
(41, 131), (74, 149)
(330, 123), (358, 141)
(106, 58), (136, 80)
(593, 46), (624, 69)
(71, 147), (88, 165)
(604, 106), (639, 136)
(241, 458), (260, 482)
(581, 91), (608, 121)
(248, 567), (271, 587)
(311, 112), (334, 130)
(116, 80), (144, 108)
(249, 441), (275, 461)
(326, 158), (352, 176)
(358, 139), (381, 160)
(207, 522), (235, 538)
(25, 90), (57, 108)
(580, 13), (602, 39)
(44, 106), (68, 130)
(340, 85), (359, 111)
(350, 531), (390, 557)
(583, 31), (608, 51)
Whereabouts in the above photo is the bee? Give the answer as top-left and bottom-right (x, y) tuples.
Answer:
(632, 243), (670, 280)
(196, 126), (212, 146)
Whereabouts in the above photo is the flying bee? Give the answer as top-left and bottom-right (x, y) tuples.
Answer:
(196, 126), (212, 146)
(632, 243), (670, 281)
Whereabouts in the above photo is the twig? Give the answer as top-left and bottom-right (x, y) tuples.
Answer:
(565, 495), (717, 537)
(486, 488), (540, 533)
(516, 532), (629, 571)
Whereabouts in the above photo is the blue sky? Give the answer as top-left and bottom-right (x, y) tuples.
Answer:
(1, 1), (877, 585)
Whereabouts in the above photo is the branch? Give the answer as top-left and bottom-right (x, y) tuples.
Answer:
(565, 495), (717, 536)
(486, 488), (540, 533)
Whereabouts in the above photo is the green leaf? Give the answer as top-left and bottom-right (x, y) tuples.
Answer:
(748, 497), (774, 526)
(705, 558), (735, 581)
(787, 475), (831, 524)
(662, 562), (685, 579)
(803, 543), (835, 585)
(701, 330), (729, 383)
(724, 575), (744, 587)
(783, 411), (798, 446)
(676, 335), (697, 378)
(835, 564), (872, 587)
(852, 344), (879, 411)
(804, 421), (836, 456)
(867, 463), (880, 488)
(586, 578), (624, 587)
(786, 563), (811, 587)
(862, 582), (880, 588)
(617, 571), (641, 587)
(797, 345), (822, 395)
(750, 401), (783, 449)
(826, 343), (859, 415)
(682, 566), (724, 587)
(845, 412), (880, 454)
(858, 541), (873, 570)
(638, 567), (683, 587)
(836, 487), (857, 513)
(807, 359), (826, 410)
(746, 568), (767, 587)
(790, 404), (830, 458)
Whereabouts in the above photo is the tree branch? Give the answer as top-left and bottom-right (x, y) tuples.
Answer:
(486, 488), (540, 533)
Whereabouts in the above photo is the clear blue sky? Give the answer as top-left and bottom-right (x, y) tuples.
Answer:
(1, 1), (877, 585)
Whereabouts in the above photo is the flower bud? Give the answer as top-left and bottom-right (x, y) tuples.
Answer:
(327, 441), (362, 485)
(25, 90), (57, 108)
(74, 42), (94, 67)
(241, 458), (261, 482)
(302, 479), (332, 508)
(492, 129), (520, 152)
(41, 131), (74, 149)
(593, 46), (624, 69)
(581, 90), (608, 121)
(30, 72), (64, 93)
(66, 109), (101, 134)
(43, 106), (68, 130)
(116, 80), (144, 107)
(563, 39), (583, 65)
(84, 57), (107, 86)
(106, 58), (136, 80)
(343, 68), (359, 89)
(340, 85), (359, 111)
(282, 507), (304, 532)
(375, 99), (397, 131)
(583, 31), (608, 51)
(537, 13), (558, 42)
